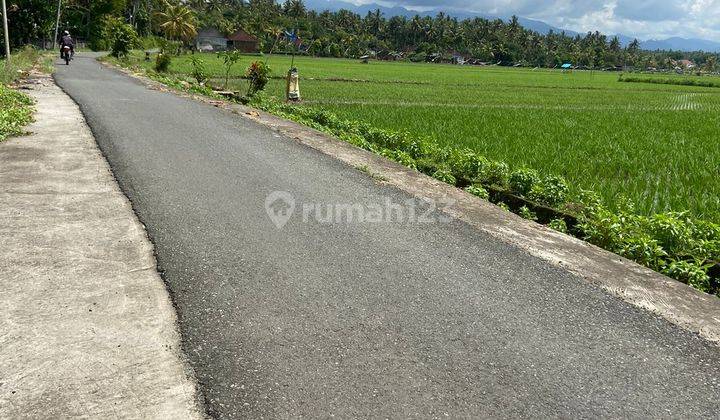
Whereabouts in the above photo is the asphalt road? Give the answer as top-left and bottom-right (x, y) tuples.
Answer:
(55, 55), (720, 418)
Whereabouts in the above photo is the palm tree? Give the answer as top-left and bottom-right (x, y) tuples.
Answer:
(154, 2), (197, 43)
(705, 55), (718, 73)
(263, 25), (283, 56)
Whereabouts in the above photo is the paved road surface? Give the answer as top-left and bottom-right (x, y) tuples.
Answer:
(55, 55), (720, 418)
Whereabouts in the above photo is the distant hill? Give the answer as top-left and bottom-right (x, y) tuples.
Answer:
(304, 0), (578, 36)
(640, 37), (720, 53)
(304, 0), (720, 52)
(613, 34), (720, 52)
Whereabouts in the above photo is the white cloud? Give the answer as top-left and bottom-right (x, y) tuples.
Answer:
(362, 0), (720, 39)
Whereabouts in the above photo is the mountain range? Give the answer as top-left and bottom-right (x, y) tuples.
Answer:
(304, 0), (720, 53)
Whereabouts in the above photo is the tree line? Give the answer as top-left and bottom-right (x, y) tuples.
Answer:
(2, 0), (718, 70)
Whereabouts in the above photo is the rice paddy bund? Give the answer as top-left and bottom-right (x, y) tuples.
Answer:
(144, 53), (720, 221)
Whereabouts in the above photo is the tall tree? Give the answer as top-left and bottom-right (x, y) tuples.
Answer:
(154, 2), (197, 42)
(2, 0), (56, 47)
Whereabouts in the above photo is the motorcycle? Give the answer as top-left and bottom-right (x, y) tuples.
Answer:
(61, 46), (73, 65)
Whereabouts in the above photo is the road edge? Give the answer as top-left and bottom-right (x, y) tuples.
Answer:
(0, 70), (206, 418)
(101, 60), (720, 345)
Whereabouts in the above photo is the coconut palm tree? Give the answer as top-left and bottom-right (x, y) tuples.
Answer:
(154, 2), (197, 43)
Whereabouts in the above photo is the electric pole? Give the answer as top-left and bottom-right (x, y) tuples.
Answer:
(1, 0), (10, 61)
(53, 0), (62, 50)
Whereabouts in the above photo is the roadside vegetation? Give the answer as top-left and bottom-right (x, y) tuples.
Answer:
(118, 53), (720, 220)
(0, 85), (33, 141)
(11, 0), (719, 294)
(247, 95), (720, 296)
(0, 46), (50, 84)
(0, 47), (48, 141)
(107, 52), (720, 296)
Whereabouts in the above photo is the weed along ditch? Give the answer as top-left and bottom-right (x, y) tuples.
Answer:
(103, 52), (720, 297)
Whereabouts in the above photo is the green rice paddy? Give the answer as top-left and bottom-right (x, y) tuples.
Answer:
(134, 53), (720, 221)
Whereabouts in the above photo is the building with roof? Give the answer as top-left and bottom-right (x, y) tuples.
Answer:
(195, 27), (259, 53)
(227, 30), (259, 53)
(676, 59), (696, 69)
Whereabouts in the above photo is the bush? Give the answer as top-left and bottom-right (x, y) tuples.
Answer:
(509, 168), (541, 196)
(158, 38), (182, 55)
(155, 53), (172, 73)
(107, 19), (139, 58)
(217, 50), (243, 90)
(479, 161), (510, 187)
(0, 85), (33, 141)
(448, 148), (489, 181)
(528, 175), (569, 207)
(618, 235), (667, 269)
(663, 261), (711, 292)
(432, 167), (457, 185)
(246, 60), (271, 96)
(190, 56), (207, 84)
(465, 184), (489, 200)
(416, 157), (441, 176)
(548, 218), (568, 233)
(518, 206), (538, 221)
(409, 52), (426, 62)
(646, 212), (695, 254)
(139, 36), (163, 50)
(387, 150), (417, 169)
(576, 191), (720, 294)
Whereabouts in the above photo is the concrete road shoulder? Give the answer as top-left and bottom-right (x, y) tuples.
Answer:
(0, 73), (203, 418)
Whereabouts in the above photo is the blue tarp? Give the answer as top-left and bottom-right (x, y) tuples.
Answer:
(561, 63), (572, 69)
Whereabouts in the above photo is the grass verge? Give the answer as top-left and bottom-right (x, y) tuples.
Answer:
(619, 74), (720, 88)
(103, 56), (720, 297)
(0, 46), (48, 141)
(1, 46), (50, 84)
(0, 85), (33, 141)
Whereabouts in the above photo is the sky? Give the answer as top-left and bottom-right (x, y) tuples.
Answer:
(357, 0), (720, 40)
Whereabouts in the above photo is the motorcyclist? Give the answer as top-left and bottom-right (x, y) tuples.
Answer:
(60, 31), (74, 60)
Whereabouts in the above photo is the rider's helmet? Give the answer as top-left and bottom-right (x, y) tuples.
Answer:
(63, 31), (69, 36)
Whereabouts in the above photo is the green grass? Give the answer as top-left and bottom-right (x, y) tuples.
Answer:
(127, 51), (720, 222)
(0, 47), (44, 141)
(620, 74), (720, 88)
(0, 46), (49, 84)
(0, 84), (33, 141)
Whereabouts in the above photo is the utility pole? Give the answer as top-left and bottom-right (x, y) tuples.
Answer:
(1, 0), (10, 61)
(52, 0), (62, 50)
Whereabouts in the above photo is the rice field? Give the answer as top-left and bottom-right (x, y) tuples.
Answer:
(135, 53), (720, 221)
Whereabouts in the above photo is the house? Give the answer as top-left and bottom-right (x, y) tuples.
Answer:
(196, 27), (228, 51)
(670, 59), (696, 70)
(195, 27), (259, 52)
(677, 59), (696, 69)
(227, 29), (259, 53)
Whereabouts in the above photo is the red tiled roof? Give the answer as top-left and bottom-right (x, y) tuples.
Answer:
(228, 30), (257, 42)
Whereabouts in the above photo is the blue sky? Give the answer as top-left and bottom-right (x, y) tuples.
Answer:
(356, 0), (720, 40)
